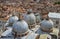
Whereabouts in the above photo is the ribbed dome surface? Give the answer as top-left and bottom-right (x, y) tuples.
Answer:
(12, 20), (28, 34)
(40, 19), (54, 29)
(24, 13), (36, 25)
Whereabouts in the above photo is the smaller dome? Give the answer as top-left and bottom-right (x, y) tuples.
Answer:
(12, 20), (28, 35)
(9, 16), (18, 23)
(40, 19), (54, 30)
(24, 13), (36, 25)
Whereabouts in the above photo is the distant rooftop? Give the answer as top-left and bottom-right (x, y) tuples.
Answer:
(48, 12), (60, 19)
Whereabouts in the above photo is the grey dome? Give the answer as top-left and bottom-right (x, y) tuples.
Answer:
(24, 13), (36, 25)
(12, 20), (28, 34)
(9, 16), (18, 23)
(40, 19), (54, 29)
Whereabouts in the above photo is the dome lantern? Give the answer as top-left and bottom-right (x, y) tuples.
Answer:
(18, 13), (23, 21)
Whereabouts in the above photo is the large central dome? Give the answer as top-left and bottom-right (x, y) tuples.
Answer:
(12, 20), (28, 34)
